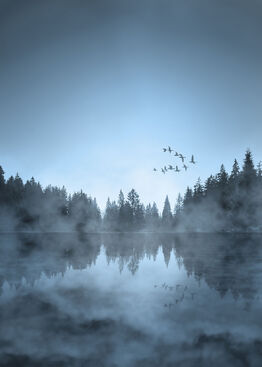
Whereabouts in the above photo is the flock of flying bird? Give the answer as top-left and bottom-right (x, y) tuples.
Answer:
(153, 146), (196, 174)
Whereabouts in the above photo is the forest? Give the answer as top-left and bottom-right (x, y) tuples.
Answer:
(0, 149), (261, 233)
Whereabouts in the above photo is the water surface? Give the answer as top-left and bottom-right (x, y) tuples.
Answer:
(1, 233), (262, 366)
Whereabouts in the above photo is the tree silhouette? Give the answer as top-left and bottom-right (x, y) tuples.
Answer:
(0, 149), (261, 233)
(162, 195), (172, 229)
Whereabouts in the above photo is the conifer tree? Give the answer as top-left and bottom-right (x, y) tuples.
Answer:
(230, 159), (240, 182)
(241, 149), (256, 188)
(0, 166), (5, 203)
(162, 195), (172, 229)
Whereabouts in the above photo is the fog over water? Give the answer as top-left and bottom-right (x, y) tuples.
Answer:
(1, 233), (262, 366)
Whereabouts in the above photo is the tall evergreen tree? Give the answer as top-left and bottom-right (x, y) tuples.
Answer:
(230, 159), (240, 182)
(183, 187), (193, 205)
(162, 195), (172, 229)
(174, 193), (183, 227)
(193, 178), (204, 201)
(174, 193), (183, 215)
(241, 149), (256, 188)
(257, 161), (262, 178)
(0, 166), (5, 203)
(217, 164), (228, 187)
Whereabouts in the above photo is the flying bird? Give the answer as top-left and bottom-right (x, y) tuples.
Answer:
(153, 168), (157, 171)
(161, 168), (166, 174)
(183, 164), (188, 171)
(168, 146), (173, 153)
(175, 166), (180, 172)
(179, 154), (186, 162)
(190, 155), (196, 164)
(163, 148), (167, 152)
(168, 165), (174, 170)
(174, 151), (179, 157)
(164, 166), (168, 172)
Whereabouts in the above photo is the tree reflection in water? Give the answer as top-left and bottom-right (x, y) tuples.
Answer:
(1, 233), (262, 366)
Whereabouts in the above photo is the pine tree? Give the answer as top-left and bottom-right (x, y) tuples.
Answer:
(127, 189), (140, 213)
(257, 161), (262, 176)
(0, 166), (5, 203)
(162, 195), (172, 229)
(13, 173), (24, 202)
(230, 159), (240, 183)
(118, 190), (125, 207)
(127, 189), (144, 229)
(183, 187), (193, 205)
(145, 204), (152, 227)
(241, 149), (256, 188)
(0, 166), (5, 186)
(118, 190), (126, 229)
(104, 198), (119, 231)
(174, 193), (183, 215)
(193, 178), (204, 201)
(174, 193), (183, 227)
(151, 202), (160, 229)
(216, 165), (229, 210)
(217, 164), (228, 187)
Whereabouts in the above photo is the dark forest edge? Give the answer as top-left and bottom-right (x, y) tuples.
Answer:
(0, 149), (261, 233)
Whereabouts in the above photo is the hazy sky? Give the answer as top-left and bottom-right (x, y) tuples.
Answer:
(1, 0), (262, 210)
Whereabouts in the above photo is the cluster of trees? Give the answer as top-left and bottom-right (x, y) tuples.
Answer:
(104, 189), (160, 231)
(0, 150), (261, 232)
(0, 169), (101, 232)
(174, 149), (262, 232)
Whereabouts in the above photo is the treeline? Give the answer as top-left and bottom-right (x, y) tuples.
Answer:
(175, 149), (262, 232)
(0, 170), (101, 232)
(0, 149), (261, 232)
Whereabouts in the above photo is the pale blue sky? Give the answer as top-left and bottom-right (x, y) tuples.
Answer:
(1, 0), (262, 210)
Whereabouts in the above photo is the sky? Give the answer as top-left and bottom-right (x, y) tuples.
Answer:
(1, 0), (262, 211)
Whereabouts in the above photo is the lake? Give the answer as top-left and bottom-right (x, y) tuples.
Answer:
(0, 233), (262, 366)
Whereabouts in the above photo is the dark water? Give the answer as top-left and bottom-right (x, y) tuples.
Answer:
(1, 233), (262, 367)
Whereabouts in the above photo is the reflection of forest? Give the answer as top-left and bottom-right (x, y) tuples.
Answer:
(0, 233), (261, 300)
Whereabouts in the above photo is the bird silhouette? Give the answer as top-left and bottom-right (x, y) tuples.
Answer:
(153, 168), (157, 171)
(161, 168), (166, 174)
(164, 166), (168, 172)
(175, 166), (180, 172)
(183, 164), (188, 171)
(174, 151), (179, 157)
(168, 165), (174, 170)
(168, 146), (173, 153)
(190, 155), (196, 164)
(179, 154), (186, 162)
(163, 148), (167, 152)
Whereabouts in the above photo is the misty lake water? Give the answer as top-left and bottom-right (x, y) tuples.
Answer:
(1, 233), (262, 366)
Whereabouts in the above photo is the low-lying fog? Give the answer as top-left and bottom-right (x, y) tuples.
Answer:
(1, 233), (262, 366)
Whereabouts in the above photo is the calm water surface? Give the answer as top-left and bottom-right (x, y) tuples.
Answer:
(0, 233), (262, 366)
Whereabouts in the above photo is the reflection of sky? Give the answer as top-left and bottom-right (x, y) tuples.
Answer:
(1, 0), (262, 210)
(2, 245), (262, 349)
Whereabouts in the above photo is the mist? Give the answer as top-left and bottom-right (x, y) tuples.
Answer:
(1, 233), (262, 366)
(1, 0), (262, 365)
